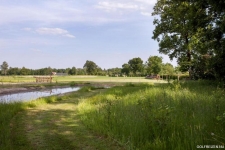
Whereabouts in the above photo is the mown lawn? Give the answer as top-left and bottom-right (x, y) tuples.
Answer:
(1, 87), (124, 150)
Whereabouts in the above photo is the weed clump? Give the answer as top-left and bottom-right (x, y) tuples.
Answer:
(70, 81), (76, 86)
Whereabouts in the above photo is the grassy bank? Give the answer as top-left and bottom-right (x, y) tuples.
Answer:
(0, 86), (124, 150)
(78, 81), (225, 149)
(0, 94), (63, 149)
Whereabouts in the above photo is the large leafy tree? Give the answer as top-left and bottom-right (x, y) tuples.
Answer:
(1, 61), (9, 75)
(206, 0), (225, 81)
(147, 56), (163, 74)
(83, 60), (98, 75)
(152, 0), (209, 76)
(152, 0), (225, 80)
(128, 57), (143, 75)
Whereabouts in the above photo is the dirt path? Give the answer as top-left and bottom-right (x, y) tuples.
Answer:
(10, 90), (124, 150)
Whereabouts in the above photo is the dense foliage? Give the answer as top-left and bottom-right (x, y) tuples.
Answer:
(152, 0), (225, 81)
(1, 56), (178, 77)
(0, 61), (8, 75)
(128, 57), (144, 75)
(146, 56), (163, 74)
(83, 60), (99, 75)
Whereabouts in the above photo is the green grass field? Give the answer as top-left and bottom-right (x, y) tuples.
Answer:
(0, 75), (167, 84)
(77, 82), (225, 149)
(0, 80), (224, 149)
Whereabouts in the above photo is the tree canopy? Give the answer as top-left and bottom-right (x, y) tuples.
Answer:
(69, 67), (76, 75)
(152, 0), (225, 80)
(1, 61), (9, 75)
(128, 57), (143, 75)
(121, 63), (130, 76)
(83, 60), (98, 75)
(161, 63), (174, 75)
(146, 56), (163, 75)
(152, 0), (208, 63)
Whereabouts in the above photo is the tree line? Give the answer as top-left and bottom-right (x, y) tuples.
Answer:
(0, 56), (178, 77)
(152, 0), (225, 81)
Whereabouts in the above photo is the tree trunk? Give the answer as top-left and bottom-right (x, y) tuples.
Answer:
(185, 35), (192, 79)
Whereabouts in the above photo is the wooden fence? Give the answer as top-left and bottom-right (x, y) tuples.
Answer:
(34, 76), (53, 83)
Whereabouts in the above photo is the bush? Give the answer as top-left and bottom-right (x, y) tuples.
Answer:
(70, 81), (76, 86)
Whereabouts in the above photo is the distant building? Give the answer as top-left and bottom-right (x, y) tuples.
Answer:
(145, 74), (160, 80)
(52, 72), (57, 75)
(51, 72), (67, 76)
(55, 73), (68, 76)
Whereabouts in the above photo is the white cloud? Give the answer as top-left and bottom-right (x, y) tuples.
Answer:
(36, 28), (75, 38)
(0, 2), (86, 26)
(96, 2), (139, 12)
(0, 0), (157, 26)
(134, 0), (157, 5)
(64, 34), (76, 38)
(95, 0), (156, 17)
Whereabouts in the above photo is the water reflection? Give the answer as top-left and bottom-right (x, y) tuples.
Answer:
(0, 87), (80, 103)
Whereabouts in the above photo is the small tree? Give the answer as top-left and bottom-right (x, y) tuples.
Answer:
(128, 57), (143, 75)
(69, 67), (76, 75)
(161, 63), (174, 75)
(20, 67), (30, 75)
(1, 61), (9, 75)
(147, 56), (162, 75)
(121, 63), (130, 76)
(83, 60), (98, 75)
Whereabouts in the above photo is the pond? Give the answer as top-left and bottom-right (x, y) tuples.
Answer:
(0, 87), (80, 103)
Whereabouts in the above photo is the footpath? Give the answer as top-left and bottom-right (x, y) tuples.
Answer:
(10, 90), (124, 150)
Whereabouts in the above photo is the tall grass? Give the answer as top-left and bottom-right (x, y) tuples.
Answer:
(78, 81), (225, 149)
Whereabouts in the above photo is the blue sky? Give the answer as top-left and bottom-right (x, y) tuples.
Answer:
(0, 0), (177, 69)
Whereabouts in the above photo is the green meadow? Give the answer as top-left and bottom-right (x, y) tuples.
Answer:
(0, 80), (225, 149)
(77, 81), (225, 149)
(0, 75), (167, 84)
